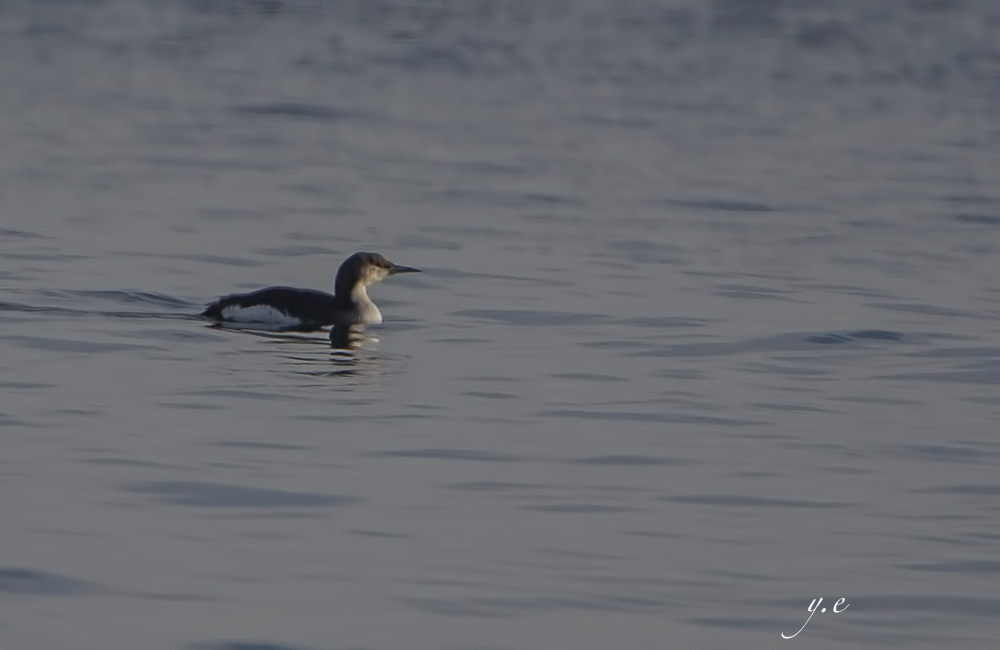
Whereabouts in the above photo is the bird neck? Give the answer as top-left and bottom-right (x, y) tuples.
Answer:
(347, 282), (382, 324)
(334, 271), (382, 323)
(349, 283), (372, 307)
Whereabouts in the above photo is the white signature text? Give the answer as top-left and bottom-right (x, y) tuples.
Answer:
(782, 597), (850, 639)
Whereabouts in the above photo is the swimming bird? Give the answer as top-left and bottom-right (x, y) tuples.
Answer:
(201, 251), (420, 329)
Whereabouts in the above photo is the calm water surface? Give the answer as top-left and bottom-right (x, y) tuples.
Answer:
(2, 1), (999, 648)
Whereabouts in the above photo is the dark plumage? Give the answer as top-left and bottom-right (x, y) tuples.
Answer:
(201, 286), (341, 327)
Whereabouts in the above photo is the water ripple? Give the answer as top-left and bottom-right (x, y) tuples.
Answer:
(0, 567), (98, 596)
(368, 449), (521, 462)
(453, 309), (606, 326)
(126, 481), (357, 508)
(0, 335), (160, 353)
(187, 642), (318, 650)
(664, 494), (851, 508)
(233, 103), (362, 121)
(574, 455), (685, 466)
(901, 560), (1000, 573)
(538, 409), (762, 427)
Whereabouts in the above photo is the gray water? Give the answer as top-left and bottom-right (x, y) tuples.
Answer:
(2, 1), (999, 648)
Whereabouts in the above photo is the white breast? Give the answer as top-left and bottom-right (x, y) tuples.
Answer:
(359, 303), (383, 324)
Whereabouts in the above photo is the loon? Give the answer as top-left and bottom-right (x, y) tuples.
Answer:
(201, 251), (420, 329)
